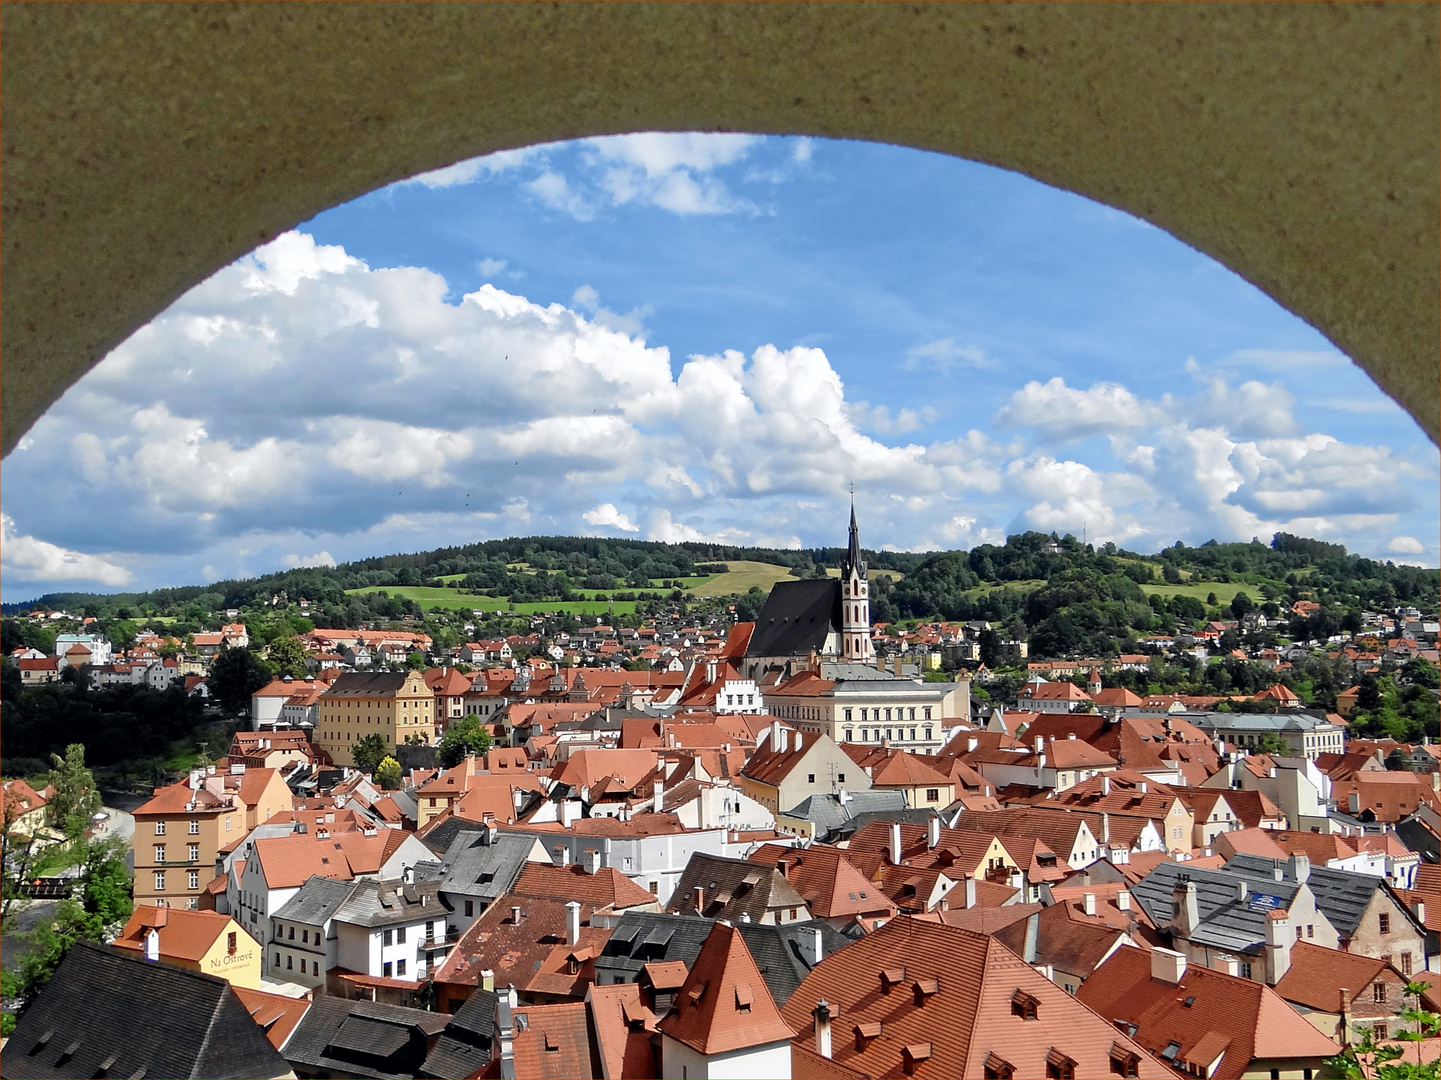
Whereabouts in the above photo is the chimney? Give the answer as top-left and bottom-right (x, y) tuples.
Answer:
(565, 900), (581, 946)
(927, 816), (941, 850)
(1117, 889), (1131, 911)
(583, 848), (601, 875)
(1083, 892), (1097, 917)
(1265, 910), (1293, 984)
(1212, 954), (1241, 977)
(778, 728), (789, 753)
(1348, 791), (1361, 814)
(1101, 813), (1111, 845)
(812, 1000), (833, 1060)
(481, 969), (495, 992)
(1139, 781), (1148, 794)
(1150, 947), (1187, 985)
(1102, 775), (1111, 797)
(1034, 735), (1045, 754)
(552, 844), (568, 868)
(497, 985), (518, 1079)
(1171, 878), (1199, 938)
(964, 874), (977, 910)
(1237, 880), (1249, 902)
(511, 905), (523, 924)
(653, 776), (664, 810)
(795, 732), (803, 751)
(889, 821), (903, 865)
(143, 927), (160, 962)
(967, 736), (978, 753)
(811, 926), (825, 966)
(1412, 900), (1426, 925)
(1288, 854), (1311, 884)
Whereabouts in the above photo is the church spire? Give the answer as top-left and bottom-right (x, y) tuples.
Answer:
(839, 491), (873, 663)
(843, 488), (867, 581)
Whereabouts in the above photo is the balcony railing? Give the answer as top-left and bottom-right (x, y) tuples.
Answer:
(420, 928), (461, 950)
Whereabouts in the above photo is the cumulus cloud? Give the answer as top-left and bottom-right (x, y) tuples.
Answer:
(1388, 536), (1425, 555)
(582, 503), (639, 533)
(3, 226), (1435, 599)
(1, 514), (133, 585)
(996, 378), (1158, 441)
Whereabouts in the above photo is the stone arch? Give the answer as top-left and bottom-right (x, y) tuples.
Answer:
(2, 3), (1436, 456)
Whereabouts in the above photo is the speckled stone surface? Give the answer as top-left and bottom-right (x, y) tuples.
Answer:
(2, 2), (1436, 454)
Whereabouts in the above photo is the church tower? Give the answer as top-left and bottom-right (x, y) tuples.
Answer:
(839, 495), (873, 662)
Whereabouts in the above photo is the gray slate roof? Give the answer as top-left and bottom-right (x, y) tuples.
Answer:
(746, 579), (843, 658)
(782, 789), (908, 840)
(5, 942), (291, 1080)
(666, 852), (807, 922)
(420, 989), (499, 1080)
(1131, 860), (1290, 955)
(284, 997), (449, 1080)
(436, 828), (538, 904)
(321, 671), (414, 698)
(334, 877), (447, 929)
(1224, 853), (1412, 939)
(273, 874), (358, 926)
(593, 910), (850, 1006)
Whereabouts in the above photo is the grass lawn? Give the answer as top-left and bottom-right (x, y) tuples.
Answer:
(823, 567), (904, 582)
(346, 585), (637, 616)
(687, 561), (800, 597)
(1141, 581), (1278, 606)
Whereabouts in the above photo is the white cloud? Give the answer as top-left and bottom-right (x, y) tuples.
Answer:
(477, 257), (508, 278)
(0, 514), (133, 585)
(400, 145), (546, 188)
(1387, 536), (1425, 555)
(282, 550), (337, 569)
(996, 378), (1158, 441)
(903, 338), (995, 371)
(581, 503), (639, 533)
(4, 225), (1434, 599)
(527, 171), (594, 219)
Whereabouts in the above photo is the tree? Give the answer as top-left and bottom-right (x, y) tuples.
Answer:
(352, 733), (390, 774)
(374, 756), (403, 790)
(266, 634), (310, 679)
(438, 717), (493, 768)
(1230, 591), (1255, 620)
(45, 743), (100, 840)
(1253, 731), (1291, 755)
(406, 650), (428, 670)
(208, 645), (273, 716)
(1324, 979), (1440, 1079)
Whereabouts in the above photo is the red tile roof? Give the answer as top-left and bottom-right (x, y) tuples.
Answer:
(232, 986), (312, 1051)
(1077, 945), (1340, 1078)
(508, 1000), (599, 1079)
(1274, 942), (1402, 1011)
(512, 862), (657, 910)
(587, 983), (659, 1079)
(783, 916), (1168, 1078)
(749, 843), (898, 921)
(657, 922), (797, 1054)
(112, 906), (245, 963)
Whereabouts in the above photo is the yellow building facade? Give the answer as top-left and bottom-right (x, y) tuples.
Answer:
(316, 670), (435, 767)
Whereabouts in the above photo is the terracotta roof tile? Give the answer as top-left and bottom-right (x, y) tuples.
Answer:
(112, 906), (246, 963)
(657, 922), (796, 1054)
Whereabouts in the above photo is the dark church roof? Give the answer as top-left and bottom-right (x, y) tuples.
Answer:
(285, 996), (449, 1079)
(745, 579), (843, 659)
(4, 941), (291, 1079)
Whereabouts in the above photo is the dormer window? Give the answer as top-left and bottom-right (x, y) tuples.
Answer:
(879, 967), (907, 994)
(912, 978), (940, 1005)
(853, 1021), (882, 1052)
(1046, 1049), (1077, 1079)
(1110, 1044), (1141, 1078)
(983, 1052), (1015, 1079)
(1011, 989), (1040, 1020)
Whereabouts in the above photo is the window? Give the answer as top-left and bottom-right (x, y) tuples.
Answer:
(1111, 1052), (1141, 1078)
(383, 929), (393, 946)
(924, 726), (932, 741)
(909, 708), (916, 721)
(225, 817), (231, 831)
(789, 908), (798, 920)
(984, 1053), (1015, 1080)
(299, 959), (306, 974)
(286, 954), (293, 969)
(885, 708), (893, 722)
(1373, 1023), (1388, 1040)
(924, 707), (932, 720)
(188, 844), (199, 861)
(275, 952), (281, 968)
(1307, 924), (1314, 938)
(927, 788), (940, 802)
(1011, 990), (1040, 1020)
(154, 821), (166, 835)
(808, 774), (816, 784)
(837, 773), (846, 783)
(464, 900), (474, 917)
(383, 961), (393, 977)
(154, 871), (166, 891)
(396, 927), (406, 944)
(1379, 913), (1391, 934)
(155, 845), (166, 862)
(188, 820), (199, 834)
(187, 897), (199, 910)
(1374, 982), (1387, 1003)
(396, 959), (407, 976)
(844, 728), (854, 742)
(188, 871), (199, 890)
(844, 708), (853, 721)
(1046, 1050), (1077, 1080)
(1401, 952), (1413, 975)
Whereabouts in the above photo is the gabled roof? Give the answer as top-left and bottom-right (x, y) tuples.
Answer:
(4, 941), (291, 1080)
(231, 985), (312, 1052)
(740, 726), (832, 787)
(513, 860), (658, 910)
(658, 922), (797, 1054)
(745, 578), (843, 658)
(508, 1000), (600, 1079)
(782, 917), (1169, 1078)
(749, 843), (898, 920)
(1223, 853), (1419, 940)
(272, 874), (358, 926)
(283, 995), (449, 1079)
(666, 852), (806, 922)
(587, 983), (659, 1080)
(1077, 945), (1339, 1078)
(436, 828), (544, 903)
(1274, 942), (1401, 1011)
(112, 906), (245, 962)
(420, 988), (499, 1080)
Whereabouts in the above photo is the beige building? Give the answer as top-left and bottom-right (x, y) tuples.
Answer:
(764, 661), (970, 755)
(316, 670), (435, 766)
(738, 726), (871, 815)
(112, 905), (263, 990)
(131, 765), (292, 909)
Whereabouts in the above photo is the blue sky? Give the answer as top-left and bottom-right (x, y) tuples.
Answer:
(2, 134), (1436, 601)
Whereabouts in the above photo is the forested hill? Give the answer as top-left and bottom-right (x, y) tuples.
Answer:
(3, 532), (1436, 636)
